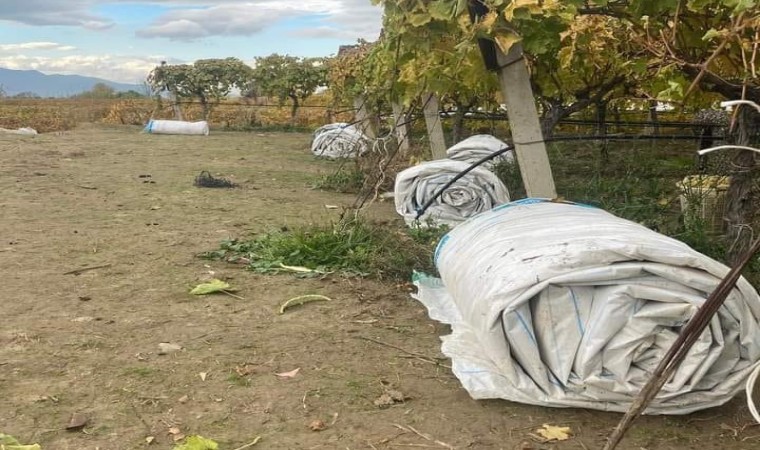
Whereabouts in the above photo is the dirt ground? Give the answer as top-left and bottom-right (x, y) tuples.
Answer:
(1, 124), (758, 450)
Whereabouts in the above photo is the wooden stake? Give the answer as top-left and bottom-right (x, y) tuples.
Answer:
(392, 102), (411, 151)
(422, 93), (447, 159)
(353, 95), (377, 139)
(495, 44), (556, 198)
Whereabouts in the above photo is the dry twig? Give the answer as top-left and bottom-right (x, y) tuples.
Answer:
(63, 264), (112, 275)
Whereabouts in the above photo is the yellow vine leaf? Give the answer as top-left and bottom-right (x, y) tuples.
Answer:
(494, 33), (522, 54)
(189, 279), (231, 295)
(480, 11), (498, 32)
(535, 424), (572, 441)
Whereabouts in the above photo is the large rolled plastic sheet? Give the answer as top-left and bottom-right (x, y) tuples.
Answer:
(394, 159), (510, 227)
(414, 199), (760, 414)
(446, 134), (515, 168)
(311, 123), (369, 159)
(144, 119), (209, 136)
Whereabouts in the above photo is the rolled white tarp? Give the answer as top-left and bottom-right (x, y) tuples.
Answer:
(394, 159), (510, 227)
(311, 123), (369, 159)
(144, 119), (209, 136)
(446, 134), (515, 168)
(0, 127), (38, 135)
(414, 198), (760, 414)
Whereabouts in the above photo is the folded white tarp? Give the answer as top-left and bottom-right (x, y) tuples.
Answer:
(414, 199), (760, 414)
(311, 123), (369, 159)
(0, 127), (38, 136)
(446, 134), (515, 168)
(394, 159), (510, 227)
(144, 120), (209, 136)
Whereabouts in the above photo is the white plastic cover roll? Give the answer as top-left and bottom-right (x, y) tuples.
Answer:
(394, 159), (510, 227)
(311, 123), (369, 159)
(144, 120), (209, 136)
(446, 134), (515, 168)
(0, 127), (38, 135)
(414, 199), (760, 414)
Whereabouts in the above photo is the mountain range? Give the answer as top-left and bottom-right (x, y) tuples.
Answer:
(0, 68), (145, 97)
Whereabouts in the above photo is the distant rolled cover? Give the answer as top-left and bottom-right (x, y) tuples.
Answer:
(414, 199), (760, 414)
(311, 123), (369, 159)
(0, 127), (38, 135)
(394, 159), (510, 227)
(446, 134), (515, 168)
(144, 120), (209, 136)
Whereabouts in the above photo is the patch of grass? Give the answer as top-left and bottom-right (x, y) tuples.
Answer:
(202, 218), (436, 280)
(563, 171), (678, 232)
(239, 123), (312, 133)
(74, 338), (105, 350)
(227, 372), (251, 387)
(407, 222), (450, 247)
(312, 166), (364, 193)
(493, 160), (527, 200)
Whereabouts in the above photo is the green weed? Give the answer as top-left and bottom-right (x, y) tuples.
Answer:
(312, 167), (364, 193)
(202, 218), (436, 280)
(226, 372), (251, 387)
(493, 160), (527, 200)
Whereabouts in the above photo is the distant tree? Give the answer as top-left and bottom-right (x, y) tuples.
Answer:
(116, 90), (146, 99)
(249, 54), (328, 122)
(12, 91), (41, 99)
(73, 82), (117, 99)
(92, 82), (116, 98)
(147, 61), (191, 119)
(147, 58), (253, 120)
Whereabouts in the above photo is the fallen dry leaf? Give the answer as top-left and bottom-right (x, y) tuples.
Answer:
(168, 427), (185, 442)
(535, 423), (572, 441)
(309, 419), (327, 431)
(386, 390), (405, 402)
(275, 368), (300, 378)
(235, 364), (257, 376)
(373, 394), (395, 408)
(373, 390), (407, 408)
(71, 316), (95, 323)
(65, 412), (88, 430)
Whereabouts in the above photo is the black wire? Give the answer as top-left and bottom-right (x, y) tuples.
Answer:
(413, 143), (514, 220)
(412, 133), (720, 220)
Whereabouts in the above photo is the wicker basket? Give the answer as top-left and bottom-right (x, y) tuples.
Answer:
(678, 175), (730, 235)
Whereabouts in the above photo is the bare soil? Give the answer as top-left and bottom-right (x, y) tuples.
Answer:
(1, 125), (758, 450)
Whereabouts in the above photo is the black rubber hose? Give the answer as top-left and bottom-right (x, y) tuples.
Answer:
(412, 133), (717, 221)
(413, 143), (514, 220)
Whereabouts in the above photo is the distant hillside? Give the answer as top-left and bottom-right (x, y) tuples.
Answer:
(0, 68), (145, 98)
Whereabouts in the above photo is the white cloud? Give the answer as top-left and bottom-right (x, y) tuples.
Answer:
(137, 4), (273, 40)
(0, 1), (113, 28)
(0, 42), (77, 52)
(293, 0), (382, 43)
(0, 53), (182, 83)
(136, 1), (381, 41)
(0, 1), (382, 42)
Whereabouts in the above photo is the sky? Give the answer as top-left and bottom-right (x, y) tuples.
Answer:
(0, 1), (383, 84)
